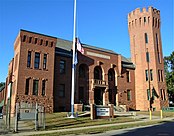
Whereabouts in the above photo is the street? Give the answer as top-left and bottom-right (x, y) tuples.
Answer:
(81, 120), (174, 136)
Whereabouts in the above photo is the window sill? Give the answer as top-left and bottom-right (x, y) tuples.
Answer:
(34, 68), (42, 70)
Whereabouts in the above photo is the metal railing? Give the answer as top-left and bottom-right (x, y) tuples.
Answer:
(92, 79), (107, 87)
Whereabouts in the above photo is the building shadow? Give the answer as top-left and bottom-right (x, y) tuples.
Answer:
(111, 120), (174, 136)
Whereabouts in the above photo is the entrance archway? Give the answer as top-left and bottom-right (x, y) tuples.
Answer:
(94, 88), (104, 105)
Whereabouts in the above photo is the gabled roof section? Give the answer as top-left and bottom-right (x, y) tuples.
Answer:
(121, 56), (135, 69)
(83, 44), (118, 55)
(56, 38), (119, 55)
(56, 38), (72, 51)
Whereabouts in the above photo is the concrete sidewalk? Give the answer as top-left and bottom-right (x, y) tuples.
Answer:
(3, 116), (174, 136)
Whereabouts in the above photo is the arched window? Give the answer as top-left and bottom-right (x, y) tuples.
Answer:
(108, 69), (115, 81)
(108, 71), (113, 81)
(94, 66), (102, 80)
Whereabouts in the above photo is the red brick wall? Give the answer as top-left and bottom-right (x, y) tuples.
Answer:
(117, 68), (136, 110)
(53, 54), (72, 112)
(10, 30), (57, 113)
(128, 7), (168, 110)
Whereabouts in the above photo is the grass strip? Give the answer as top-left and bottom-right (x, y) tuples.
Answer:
(31, 120), (170, 136)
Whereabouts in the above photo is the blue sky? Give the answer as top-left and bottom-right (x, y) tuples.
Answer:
(0, 0), (173, 82)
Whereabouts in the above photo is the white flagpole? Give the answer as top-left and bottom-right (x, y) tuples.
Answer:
(70, 0), (77, 118)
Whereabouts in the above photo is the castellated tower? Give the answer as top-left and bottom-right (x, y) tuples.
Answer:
(128, 7), (168, 111)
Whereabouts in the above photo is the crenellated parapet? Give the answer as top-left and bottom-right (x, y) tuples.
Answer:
(128, 6), (160, 19)
(128, 6), (161, 30)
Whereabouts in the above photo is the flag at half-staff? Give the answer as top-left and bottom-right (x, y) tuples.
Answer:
(74, 38), (84, 65)
(76, 38), (84, 54)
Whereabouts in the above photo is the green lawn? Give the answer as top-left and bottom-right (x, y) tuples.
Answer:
(25, 111), (174, 131)
(43, 112), (139, 130)
(32, 120), (171, 136)
(25, 111), (174, 136)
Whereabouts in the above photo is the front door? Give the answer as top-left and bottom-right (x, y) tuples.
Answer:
(94, 88), (103, 105)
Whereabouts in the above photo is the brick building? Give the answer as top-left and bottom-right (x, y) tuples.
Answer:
(3, 6), (168, 114)
(128, 7), (168, 111)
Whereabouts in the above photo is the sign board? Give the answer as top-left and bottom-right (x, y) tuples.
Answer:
(96, 107), (110, 116)
(87, 51), (110, 59)
(20, 112), (35, 120)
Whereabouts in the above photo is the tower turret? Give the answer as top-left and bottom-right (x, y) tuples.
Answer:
(128, 7), (168, 111)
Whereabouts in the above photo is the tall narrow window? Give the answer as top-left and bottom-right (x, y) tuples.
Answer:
(146, 52), (150, 62)
(34, 52), (40, 69)
(156, 33), (159, 51)
(127, 90), (131, 101)
(33, 79), (39, 95)
(150, 69), (153, 81)
(158, 19), (160, 28)
(59, 84), (65, 97)
(145, 33), (148, 43)
(46, 41), (48, 46)
(23, 35), (26, 42)
(40, 39), (43, 45)
(152, 17), (155, 27)
(156, 33), (161, 63)
(29, 37), (32, 43)
(148, 17), (150, 23)
(145, 70), (149, 81)
(25, 78), (30, 95)
(129, 22), (131, 28)
(155, 18), (157, 27)
(147, 89), (150, 100)
(158, 70), (161, 82)
(161, 70), (163, 82)
(42, 80), (46, 96)
(135, 19), (137, 26)
(126, 71), (130, 82)
(60, 60), (66, 74)
(51, 42), (54, 47)
(160, 89), (163, 100)
(144, 17), (146, 23)
(34, 38), (37, 44)
(27, 51), (31, 68)
(43, 54), (47, 70)
(163, 90), (166, 100)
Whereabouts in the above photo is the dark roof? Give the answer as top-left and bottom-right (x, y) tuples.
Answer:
(56, 38), (118, 55)
(83, 44), (118, 55)
(121, 56), (135, 69)
(56, 38), (72, 51)
(121, 56), (132, 63)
